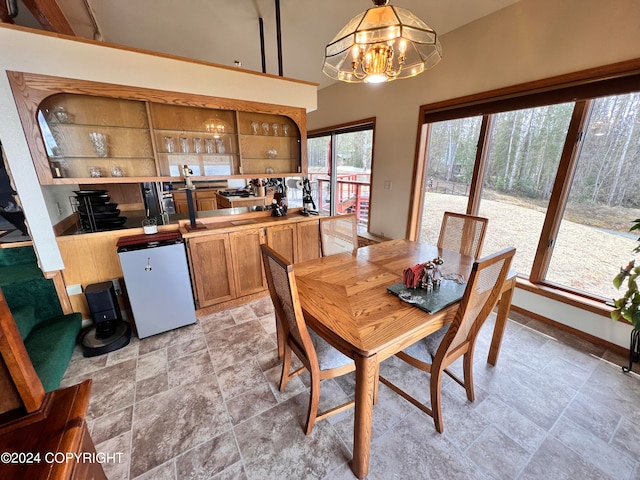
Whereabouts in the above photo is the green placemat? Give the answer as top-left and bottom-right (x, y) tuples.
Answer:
(387, 279), (467, 314)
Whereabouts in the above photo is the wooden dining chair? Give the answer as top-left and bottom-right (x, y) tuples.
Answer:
(438, 211), (489, 259)
(380, 247), (515, 433)
(319, 214), (359, 256)
(260, 244), (356, 434)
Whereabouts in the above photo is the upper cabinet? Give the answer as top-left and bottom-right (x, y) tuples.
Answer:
(8, 72), (306, 185)
(237, 112), (301, 176)
(149, 103), (239, 177)
(38, 94), (156, 181)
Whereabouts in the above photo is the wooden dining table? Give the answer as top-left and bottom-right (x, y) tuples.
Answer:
(294, 239), (516, 479)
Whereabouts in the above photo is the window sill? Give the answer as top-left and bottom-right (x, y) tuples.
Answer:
(515, 277), (622, 320)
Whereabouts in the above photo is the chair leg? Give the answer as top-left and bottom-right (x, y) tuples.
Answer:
(430, 369), (444, 433)
(463, 352), (475, 402)
(305, 373), (320, 435)
(275, 313), (284, 360)
(279, 346), (292, 391)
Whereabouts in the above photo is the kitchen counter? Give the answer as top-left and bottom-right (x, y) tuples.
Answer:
(179, 207), (321, 237)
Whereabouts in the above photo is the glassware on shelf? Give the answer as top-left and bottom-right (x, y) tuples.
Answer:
(272, 123), (279, 136)
(193, 137), (203, 153)
(251, 121), (259, 135)
(282, 124), (289, 136)
(164, 136), (175, 153)
(49, 106), (71, 123)
(111, 165), (125, 177)
(215, 138), (225, 153)
(180, 136), (190, 153)
(89, 166), (103, 178)
(89, 132), (108, 157)
(266, 148), (277, 159)
(205, 138), (215, 153)
(261, 122), (270, 135)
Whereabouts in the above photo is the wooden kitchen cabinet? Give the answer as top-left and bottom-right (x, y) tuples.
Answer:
(266, 218), (320, 263)
(187, 226), (266, 308)
(187, 233), (235, 308)
(173, 190), (189, 214)
(296, 218), (321, 262)
(183, 214), (321, 311)
(266, 223), (298, 264)
(173, 189), (218, 214)
(229, 228), (267, 297)
(196, 190), (218, 211)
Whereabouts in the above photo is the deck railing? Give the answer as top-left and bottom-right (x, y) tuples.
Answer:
(309, 173), (371, 228)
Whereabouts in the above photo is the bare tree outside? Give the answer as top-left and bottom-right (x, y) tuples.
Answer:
(419, 93), (640, 301)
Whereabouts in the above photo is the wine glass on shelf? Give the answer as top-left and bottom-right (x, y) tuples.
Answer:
(180, 137), (190, 153)
(89, 132), (108, 157)
(164, 136), (175, 153)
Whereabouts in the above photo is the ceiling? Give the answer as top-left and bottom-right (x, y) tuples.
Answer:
(8, 0), (520, 89)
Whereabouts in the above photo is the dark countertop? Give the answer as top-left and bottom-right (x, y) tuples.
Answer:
(59, 207), (264, 236)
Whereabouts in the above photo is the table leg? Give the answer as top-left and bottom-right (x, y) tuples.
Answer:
(352, 352), (377, 479)
(487, 279), (515, 366)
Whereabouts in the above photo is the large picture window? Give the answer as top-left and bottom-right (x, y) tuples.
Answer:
(412, 69), (640, 308)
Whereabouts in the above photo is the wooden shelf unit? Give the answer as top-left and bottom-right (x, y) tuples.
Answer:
(8, 71), (307, 186)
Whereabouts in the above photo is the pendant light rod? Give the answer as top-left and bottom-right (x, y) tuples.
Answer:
(275, 0), (283, 76)
(259, 17), (266, 73)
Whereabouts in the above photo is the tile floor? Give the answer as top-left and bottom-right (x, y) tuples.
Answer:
(61, 297), (640, 479)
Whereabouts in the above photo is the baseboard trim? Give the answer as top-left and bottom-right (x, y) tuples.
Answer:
(511, 305), (628, 357)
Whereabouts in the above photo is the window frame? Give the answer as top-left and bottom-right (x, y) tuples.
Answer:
(308, 118), (376, 228)
(408, 59), (640, 316)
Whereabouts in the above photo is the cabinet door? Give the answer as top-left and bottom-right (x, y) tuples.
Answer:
(172, 191), (189, 214)
(266, 224), (298, 264)
(196, 191), (218, 211)
(187, 234), (235, 307)
(229, 228), (267, 297)
(296, 219), (321, 263)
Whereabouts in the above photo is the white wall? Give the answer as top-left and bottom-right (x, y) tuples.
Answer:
(0, 25), (317, 272)
(308, 0), (640, 348)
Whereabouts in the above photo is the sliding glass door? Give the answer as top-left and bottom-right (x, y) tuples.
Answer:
(307, 121), (374, 231)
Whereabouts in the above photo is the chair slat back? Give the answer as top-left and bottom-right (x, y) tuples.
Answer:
(438, 212), (488, 259)
(438, 247), (515, 361)
(320, 214), (358, 256)
(261, 245), (317, 364)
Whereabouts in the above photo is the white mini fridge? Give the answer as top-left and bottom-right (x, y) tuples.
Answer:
(117, 232), (196, 338)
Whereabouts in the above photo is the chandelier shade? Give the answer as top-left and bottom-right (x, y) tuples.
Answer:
(323, 0), (442, 84)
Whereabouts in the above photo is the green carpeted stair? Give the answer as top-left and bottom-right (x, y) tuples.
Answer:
(0, 245), (81, 392)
